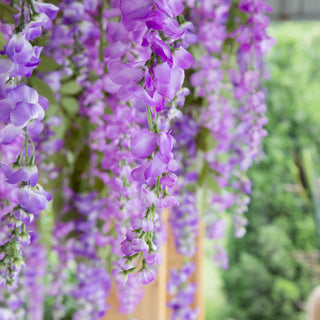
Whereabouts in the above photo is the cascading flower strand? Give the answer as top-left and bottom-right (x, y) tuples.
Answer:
(112, 0), (193, 286)
(0, 0), (275, 318)
(0, 0), (58, 287)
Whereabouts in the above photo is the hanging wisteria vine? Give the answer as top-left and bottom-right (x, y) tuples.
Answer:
(0, 0), (274, 318)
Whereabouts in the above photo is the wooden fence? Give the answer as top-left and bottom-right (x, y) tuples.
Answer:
(103, 216), (205, 320)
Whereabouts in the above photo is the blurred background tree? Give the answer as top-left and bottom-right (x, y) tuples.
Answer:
(218, 22), (320, 320)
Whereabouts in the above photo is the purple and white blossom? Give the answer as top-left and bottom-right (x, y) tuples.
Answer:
(0, 0), (274, 317)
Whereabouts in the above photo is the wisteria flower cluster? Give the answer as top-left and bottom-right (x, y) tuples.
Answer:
(0, 0), (274, 318)
(167, 262), (199, 320)
(0, 0), (57, 287)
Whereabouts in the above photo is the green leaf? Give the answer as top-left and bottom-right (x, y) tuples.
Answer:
(189, 44), (206, 60)
(63, 125), (81, 153)
(29, 76), (56, 104)
(60, 80), (82, 96)
(197, 127), (217, 152)
(30, 34), (49, 47)
(104, 106), (113, 114)
(198, 161), (221, 193)
(198, 161), (209, 186)
(94, 176), (106, 193)
(196, 187), (209, 217)
(44, 0), (60, 5)
(70, 145), (90, 192)
(0, 1), (19, 24)
(206, 174), (220, 193)
(52, 189), (64, 213)
(50, 153), (68, 167)
(0, 31), (6, 51)
(61, 96), (79, 115)
(37, 55), (60, 72)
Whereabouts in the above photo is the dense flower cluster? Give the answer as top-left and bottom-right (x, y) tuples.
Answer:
(0, 0), (274, 318)
(167, 262), (199, 320)
(110, 0), (194, 286)
(166, 0), (274, 313)
(0, 0), (58, 287)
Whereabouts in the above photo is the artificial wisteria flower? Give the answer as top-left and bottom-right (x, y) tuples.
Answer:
(0, 0), (274, 317)
(167, 262), (199, 320)
(0, 0), (58, 287)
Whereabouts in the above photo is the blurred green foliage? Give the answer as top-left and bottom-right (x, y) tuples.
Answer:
(221, 22), (320, 320)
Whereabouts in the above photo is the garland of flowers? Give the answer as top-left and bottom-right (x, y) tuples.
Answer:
(166, 0), (274, 315)
(0, 0), (58, 287)
(0, 0), (274, 318)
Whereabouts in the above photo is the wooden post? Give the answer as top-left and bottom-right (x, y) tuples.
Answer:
(103, 213), (205, 320)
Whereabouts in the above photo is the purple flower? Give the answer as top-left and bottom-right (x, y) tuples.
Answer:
(158, 131), (173, 158)
(131, 238), (149, 253)
(109, 61), (144, 86)
(131, 163), (147, 181)
(0, 100), (11, 122)
(125, 230), (137, 241)
(63, 2), (84, 24)
(160, 173), (177, 187)
(158, 0), (184, 17)
(130, 85), (165, 111)
(115, 258), (133, 271)
(0, 308), (15, 320)
(144, 152), (169, 179)
(156, 67), (185, 100)
(34, 1), (59, 20)
(154, 63), (171, 84)
(5, 35), (34, 65)
(173, 47), (193, 69)
(94, 233), (110, 246)
(120, 0), (154, 22)
(6, 84), (39, 106)
(168, 158), (178, 172)
(13, 208), (34, 223)
(130, 130), (157, 159)
(121, 239), (135, 256)
(140, 184), (157, 207)
(17, 185), (51, 214)
(156, 195), (179, 209)
(151, 37), (173, 65)
(208, 219), (226, 240)
(144, 251), (161, 265)
(112, 267), (128, 286)
(132, 218), (154, 232)
(5, 85), (47, 129)
(1, 163), (39, 187)
(27, 119), (44, 137)
(0, 124), (23, 144)
(23, 14), (53, 41)
(10, 101), (45, 127)
(138, 268), (155, 285)
(214, 244), (229, 270)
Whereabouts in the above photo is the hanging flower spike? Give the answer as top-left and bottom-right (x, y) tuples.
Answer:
(0, 0), (58, 287)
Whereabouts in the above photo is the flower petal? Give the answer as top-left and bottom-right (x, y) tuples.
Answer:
(0, 124), (23, 144)
(6, 84), (39, 106)
(109, 61), (143, 85)
(131, 130), (157, 159)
